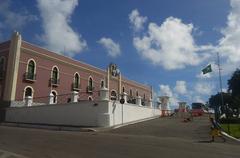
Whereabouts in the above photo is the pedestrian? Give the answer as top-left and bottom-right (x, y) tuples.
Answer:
(209, 118), (226, 142)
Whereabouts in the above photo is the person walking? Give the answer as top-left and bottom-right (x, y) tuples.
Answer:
(210, 117), (226, 142)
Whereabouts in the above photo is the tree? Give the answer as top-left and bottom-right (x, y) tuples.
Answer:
(228, 68), (240, 97)
(228, 69), (240, 117)
(208, 92), (232, 117)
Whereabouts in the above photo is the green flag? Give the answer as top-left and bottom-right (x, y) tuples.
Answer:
(202, 64), (212, 74)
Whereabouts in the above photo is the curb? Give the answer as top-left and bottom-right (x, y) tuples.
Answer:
(0, 122), (97, 132)
(221, 131), (240, 144)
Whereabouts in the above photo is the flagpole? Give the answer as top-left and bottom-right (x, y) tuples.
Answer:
(217, 52), (224, 120)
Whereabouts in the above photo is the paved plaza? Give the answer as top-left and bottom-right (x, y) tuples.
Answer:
(0, 115), (239, 158)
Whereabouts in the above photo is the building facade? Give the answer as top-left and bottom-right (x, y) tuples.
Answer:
(0, 32), (152, 107)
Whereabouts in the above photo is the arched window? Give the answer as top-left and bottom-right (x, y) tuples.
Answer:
(26, 60), (36, 80)
(111, 90), (117, 100)
(100, 80), (104, 88)
(25, 87), (32, 97)
(51, 66), (59, 85)
(51, 91), (57, 104)
(88, 96), (93, 101)
(87, 76), (94, 92)
(23, 86), (34, 100)
(130, 89), (132, 97)
(122, 87), (125, 93)
(73, 73), (80, 89)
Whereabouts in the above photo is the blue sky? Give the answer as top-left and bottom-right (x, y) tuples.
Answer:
(0, 0), (239, 107)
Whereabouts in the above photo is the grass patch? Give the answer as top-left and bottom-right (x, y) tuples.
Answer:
(221, 124), (240, 139)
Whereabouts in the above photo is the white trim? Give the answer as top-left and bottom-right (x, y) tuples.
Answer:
(26, 58), (36, 74)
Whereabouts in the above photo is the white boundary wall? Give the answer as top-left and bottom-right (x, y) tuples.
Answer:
(5, 100), (161, 127)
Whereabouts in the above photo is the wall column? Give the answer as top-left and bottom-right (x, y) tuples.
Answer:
(3, 32), (22, 102)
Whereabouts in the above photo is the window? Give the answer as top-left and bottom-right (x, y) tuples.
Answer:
(51, 91), (57, 104)
(51, 66), (59, 85)
(25, 59), (36, 80)
(100, 80), (104, 88)
(0, 57), (5, 79)
(136, 91), (139, 96)
(23, 86), (34, 100)
(73, 73), (80, 90)
(130, 89), (132, 97)
(87, 76), (94, 92)
(110, 90), (117, 100)
(25, 87), (32, 97)
(122, 87), (125, 93)
(88, 96), (93, 101)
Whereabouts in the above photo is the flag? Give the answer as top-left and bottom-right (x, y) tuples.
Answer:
(202, 64), (212, 74)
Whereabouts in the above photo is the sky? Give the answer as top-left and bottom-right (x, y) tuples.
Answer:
(0, 0), (239, 108)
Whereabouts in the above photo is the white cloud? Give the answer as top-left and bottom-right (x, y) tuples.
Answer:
(194, 82), (215, 95)
(129, 9), (147, 32)
(217, 0), (240, 74)
(174, 81), (187, 95)
(98, 37), (121, 58)
(37, 0), (87, 57)
(0, 0), (37, 30)
(159, 84), (173, 97)
(133, 16), (211, 70)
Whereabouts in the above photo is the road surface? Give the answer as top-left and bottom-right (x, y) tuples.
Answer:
(0, 115), (239, 158)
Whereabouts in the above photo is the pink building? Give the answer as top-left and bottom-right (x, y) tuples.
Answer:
(0, 32), (152, 107)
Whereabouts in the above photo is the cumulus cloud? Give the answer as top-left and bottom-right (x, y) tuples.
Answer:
(0, 0), (37, 30)
(174, 81), (187, 95)
(133, 16), (211, 70)
(194, 82), (215, 95)
(98, 37), (121, 58)
(218, 0), (240, 63)
(37, 0), (87, 57)
(213, 0), (240, 75)
(159, 84), (173, 97)
(129, 9), (147, 32)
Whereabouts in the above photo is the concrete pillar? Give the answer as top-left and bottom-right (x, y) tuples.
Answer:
(159, 96), (170, 116)
(136, 96), (142, 106)
(71, 91), (79, 103)
(100, 87), (109, 101)
(122, 92), (128, 103)
(25, 96), (32, 106)
(149, 98), (153, 108)
(49, 93), (54, 104)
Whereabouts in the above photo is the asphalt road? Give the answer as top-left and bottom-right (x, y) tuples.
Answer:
(0, 115), (239, 158)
